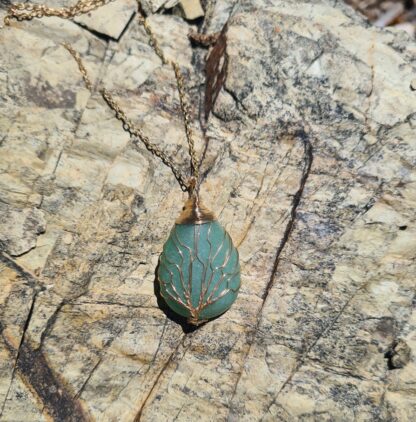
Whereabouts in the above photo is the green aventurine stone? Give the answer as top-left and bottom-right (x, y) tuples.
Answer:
(158, 220), (240, 323)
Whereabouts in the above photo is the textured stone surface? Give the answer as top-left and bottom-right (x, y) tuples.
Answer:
(74, 0), (137, 39)
(0, 0), (415, 421)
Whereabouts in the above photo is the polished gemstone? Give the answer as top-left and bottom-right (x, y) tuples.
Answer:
(158, 220), (240, 324)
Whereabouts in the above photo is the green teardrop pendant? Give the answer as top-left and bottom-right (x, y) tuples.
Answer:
(158, 196), (241, 325)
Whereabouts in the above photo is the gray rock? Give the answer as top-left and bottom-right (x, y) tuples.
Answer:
(0, 0), (415, 421)
(0, 204), (46, 256)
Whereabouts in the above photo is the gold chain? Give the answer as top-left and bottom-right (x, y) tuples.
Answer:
(4, 0), (114, 26)
(5, 0), (199, 193)
(62, 43), (93, 90)
(62, 43), (190, 191)
(136, 6), (199, 184)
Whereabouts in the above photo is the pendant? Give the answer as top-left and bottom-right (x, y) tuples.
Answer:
(158, 196), (241, 325)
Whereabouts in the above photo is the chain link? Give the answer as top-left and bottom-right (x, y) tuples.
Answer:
(136, 5), (199, 182)
(172, 62), (199, 183)
(101, 89), (190, 191)
(5, 0), (200, 192)
(4, 0), (114, 26)
(63, 42), (190, 191)
(62, 43), (93, 90)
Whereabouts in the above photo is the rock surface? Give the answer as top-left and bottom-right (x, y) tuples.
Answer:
(74, 0), (137, 39)
(0, 0), (415, 421)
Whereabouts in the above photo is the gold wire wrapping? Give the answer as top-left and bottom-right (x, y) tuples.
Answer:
(175, 196), (216, 225)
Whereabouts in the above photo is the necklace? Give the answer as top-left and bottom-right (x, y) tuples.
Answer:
(4, 1), (241, 326)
